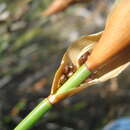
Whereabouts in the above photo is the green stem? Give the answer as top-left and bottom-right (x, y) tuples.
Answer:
(14, 64), (91, 130)
(55, 64), (91, 95)
(14, 98), (52, 130)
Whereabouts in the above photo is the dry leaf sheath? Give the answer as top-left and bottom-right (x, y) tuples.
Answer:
(14, 0), (130, 130)
(86, 0), (130, 70)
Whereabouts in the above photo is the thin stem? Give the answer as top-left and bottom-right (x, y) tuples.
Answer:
(55, 64), (91, 95)
(14, 98), (52, 130)
(14, 64), (91, 130)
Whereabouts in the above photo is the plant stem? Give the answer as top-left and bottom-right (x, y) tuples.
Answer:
(14, 64), (91, 130)
(14, 98), (52, 130)
(55, 64), (91, 95)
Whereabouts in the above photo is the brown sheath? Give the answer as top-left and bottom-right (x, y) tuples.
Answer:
(43, 0), (91, 16)
(86, 0), (130, 71)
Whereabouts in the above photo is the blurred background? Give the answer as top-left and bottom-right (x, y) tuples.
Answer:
(0, 0), (130, 130)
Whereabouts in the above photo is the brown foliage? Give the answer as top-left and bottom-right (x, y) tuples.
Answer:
(43, 0), (91, 16)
